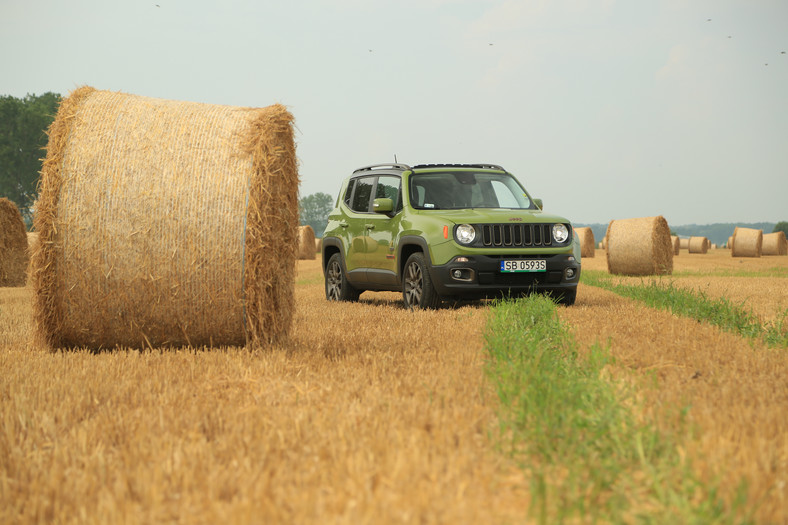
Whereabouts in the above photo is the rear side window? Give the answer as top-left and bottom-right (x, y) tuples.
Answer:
(343, 179), (356, 207)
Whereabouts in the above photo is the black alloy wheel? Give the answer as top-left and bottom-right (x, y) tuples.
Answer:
(325, 253), (360, 302)
(402, 252), (440, 309)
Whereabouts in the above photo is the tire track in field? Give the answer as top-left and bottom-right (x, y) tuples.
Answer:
(559, 283), (788, 523)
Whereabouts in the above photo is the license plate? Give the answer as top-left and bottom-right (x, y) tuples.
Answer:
(500, 259), (546, 273)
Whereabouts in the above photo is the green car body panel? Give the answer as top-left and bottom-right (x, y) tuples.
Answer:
(322, 164), (581, 307)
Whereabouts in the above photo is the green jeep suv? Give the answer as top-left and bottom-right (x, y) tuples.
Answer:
(321, 163), (580, 308)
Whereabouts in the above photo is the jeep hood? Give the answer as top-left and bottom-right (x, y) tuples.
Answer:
(425, 208), (572, 225)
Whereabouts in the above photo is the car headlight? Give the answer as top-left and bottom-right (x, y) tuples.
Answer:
(455, 224), (476, 245)
(552, 224), (569, 244)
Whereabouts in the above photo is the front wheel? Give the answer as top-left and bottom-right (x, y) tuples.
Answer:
(402, 253), (441, 310)
(325, 253), (360, 302)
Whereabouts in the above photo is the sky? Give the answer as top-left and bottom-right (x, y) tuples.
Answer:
(1, 0), (786, 225)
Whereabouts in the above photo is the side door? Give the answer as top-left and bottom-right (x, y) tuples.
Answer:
(341, 176), (375, 280)
(365, 175), (402, 285)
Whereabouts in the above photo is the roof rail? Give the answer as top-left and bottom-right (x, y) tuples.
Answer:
(410, 163), (506, 171)
(353, 163), (411, 173)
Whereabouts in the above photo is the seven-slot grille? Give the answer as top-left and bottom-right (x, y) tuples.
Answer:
(479, 223), (555, 247)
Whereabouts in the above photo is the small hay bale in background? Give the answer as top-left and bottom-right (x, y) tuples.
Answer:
(728, 236), (733, 249)
(315, 237), (322, 253)
(606, 216), (673, 276)
(731, 227), (763, 258)
(574, 227), (595, 258)
(679, 237), (689, 250)
(688, 236), (709, 254)
(33, 87), (299, 349)
(297, 225), (316, 260)
(0, 198), (29, 287)
(670, 235), (680, 255)
(762, 231), (787, 256)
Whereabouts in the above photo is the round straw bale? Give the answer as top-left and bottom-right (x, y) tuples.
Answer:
(297, 225), (316, 260)
(727, 236), (733, 249)
(688, 236), (709, 254)
(574, 227), (595, 258)
(32, 87), (299, 349)
(0, 198), (29, 287)
(315, 237), (322, 253)
(731, 227), (762, 258)
(679, 237), (689, 250)
(670, 235), (680, 255)
(606, 216), (673, 276)
(762, 231), (787, 256)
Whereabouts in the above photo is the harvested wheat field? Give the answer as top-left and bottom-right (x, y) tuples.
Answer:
(2, 250), (788, 523)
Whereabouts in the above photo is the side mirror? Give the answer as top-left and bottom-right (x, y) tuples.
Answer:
(534, 198), (543, 210)
(373, 198), (393, 214)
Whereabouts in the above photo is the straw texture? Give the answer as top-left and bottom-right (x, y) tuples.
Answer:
(0, 198), (29, 287)
(32, 87), (298, 349)
(606, 216), (673, 276)
(762, 231), (787, 256)
(297, 225), (316, 260)
(688, 236), (709, 254)
(731, 227), (763, 258)
(670, 235), (680, 255)
(574, 227), (595, 258)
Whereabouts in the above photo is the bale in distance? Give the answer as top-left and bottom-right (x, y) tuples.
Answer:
(574, 227), (595, 258)
(762, 231), (787, 256)
(32, 87), (299, 350)
(728, 236), (733, 249)
(297, 225), (316, 260)
(670, 235), (680, 255)
(731, 227), (763, 258)
(679, 238), (690, 250)
(315, 237), (322, 253)
(688, 236), (709, 254)
(606, 216), (673, 276)
(0, 198), (30, 287)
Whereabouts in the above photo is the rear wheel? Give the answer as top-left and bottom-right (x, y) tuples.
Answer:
(325, 253), (360, 302)
(402, 253), (441, 310)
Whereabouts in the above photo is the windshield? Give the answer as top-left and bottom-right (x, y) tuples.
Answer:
(408, 171), (534, 210)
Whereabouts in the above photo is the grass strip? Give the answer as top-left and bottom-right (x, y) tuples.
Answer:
(485, 295), (746, 524)
(582, 270), (788, 348)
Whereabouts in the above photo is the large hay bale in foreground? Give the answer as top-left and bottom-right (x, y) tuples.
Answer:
(574, 227), (595, 258)
(606, 216), (673, 276)
(731, 227), (762, 258)
(33, 87), (299, 349)
(688, 236), (709, 254)
(297, 225), (316, 260)
(762, 231), (787, 256)
(670, 235), (680, 255)
(0, 198), (29, 287)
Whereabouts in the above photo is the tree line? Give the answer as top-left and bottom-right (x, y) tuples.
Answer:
(0, 92), (61, 228)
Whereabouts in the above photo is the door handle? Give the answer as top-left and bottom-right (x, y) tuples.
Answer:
(365, 224), (375, 230)
(339, 221), (349, 228)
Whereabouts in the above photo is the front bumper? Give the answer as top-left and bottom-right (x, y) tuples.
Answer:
(428, 253), (580, 299)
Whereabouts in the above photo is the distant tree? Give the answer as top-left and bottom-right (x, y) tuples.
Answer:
(299, 192), (334, 237)
(0, 92), (61, 228)
(774, 221), (788, 236)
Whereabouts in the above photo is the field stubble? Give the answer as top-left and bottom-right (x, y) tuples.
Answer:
(571, 248), (788, 522)
(1, 260), (528, 524)
(2, 250), (787, 522)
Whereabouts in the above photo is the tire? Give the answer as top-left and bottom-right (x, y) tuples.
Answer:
(325, 253), (360, 302)
(402, 252), (441, 310)
(554, 289), (576, 306)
